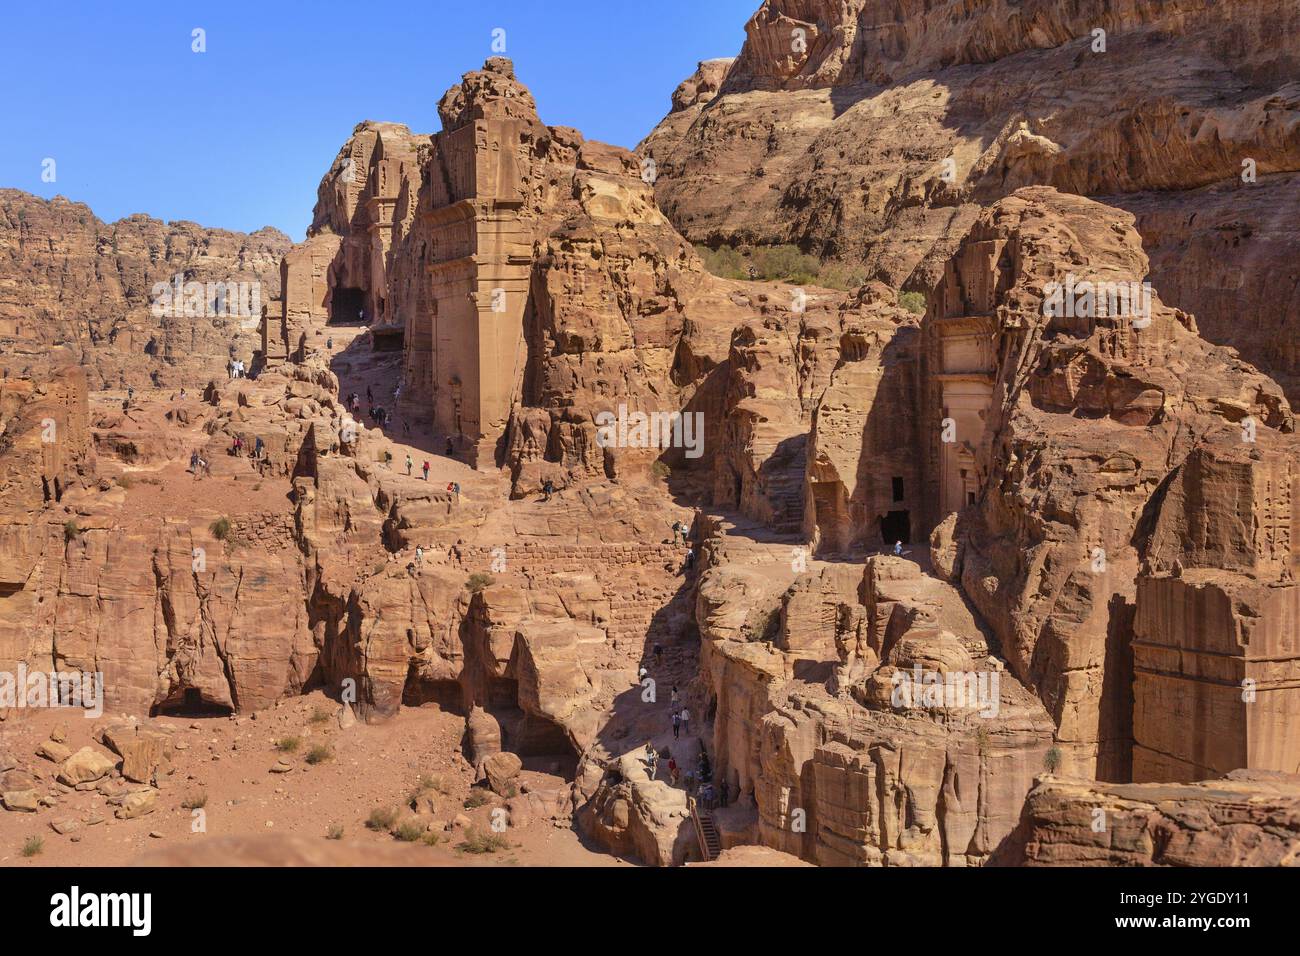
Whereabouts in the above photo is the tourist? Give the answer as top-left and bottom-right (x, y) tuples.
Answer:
(366, 385), (373, 404)
(680, 706), (690, 736)
(671, 520), (686, 545)
(637, 664), (648, 682)
(448, 481), (460, 503)
(405, 454), (413, 475)
(415, 545), (423, 566)
(668, 757), (679, 786)
(894, 540), (903, 556)
(672, 711), (681, 739)
(670, 685), (679, 708)
(326, 337), (333, 350)
(189, 450), (199, 473)
(422, 460), (430, 481)
(383, 449), (393, 466)
(542, 478), (554, 501)
(254, 436), (264, 460)
(683, 547), (695, 572)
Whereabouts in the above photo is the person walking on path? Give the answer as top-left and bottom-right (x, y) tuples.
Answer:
(680, 706), (690, 736)
(448, 481), (460, 503)
(542, 478), (554, 502)
(668, 757), (679, 786)
(415, 546), (423, 567)
(671, 520), (686, 545)
(894, 540), (903, 556)
(672, 711), (682, 739)
(405, 454), (413, 476)
(422, 460), (430, 481)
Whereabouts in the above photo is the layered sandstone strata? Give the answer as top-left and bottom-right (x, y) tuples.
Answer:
(993, 771), (1300, 866)
(0, 190), (289, 389)
(642, 0), (1300, 402)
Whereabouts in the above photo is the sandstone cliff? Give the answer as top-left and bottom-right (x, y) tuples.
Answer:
(641, 0), (1300, 403)
(0, 190), (290, 390)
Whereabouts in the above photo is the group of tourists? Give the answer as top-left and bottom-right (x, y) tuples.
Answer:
(643, 739), (727, 809)
(227, 359), (246, 379)
(671, 519), (695, 573)
(188, 450), (211, 479)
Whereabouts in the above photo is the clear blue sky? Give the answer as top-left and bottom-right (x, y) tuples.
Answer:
(2, 0), (755, 238)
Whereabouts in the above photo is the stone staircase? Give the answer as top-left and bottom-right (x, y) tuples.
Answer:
(691, 796), (722, 861)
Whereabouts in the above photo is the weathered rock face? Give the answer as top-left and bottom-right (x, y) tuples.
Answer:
(271, 58), (759, 477)
(642, 0), (1300, 404)
(0, 190), (290, 389)
(917, 187), (1298, 782)
(992, 770), (1300, 866)
(694, 536), (1054, 867)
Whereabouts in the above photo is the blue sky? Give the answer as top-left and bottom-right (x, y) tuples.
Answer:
(2, 0), (755, 238)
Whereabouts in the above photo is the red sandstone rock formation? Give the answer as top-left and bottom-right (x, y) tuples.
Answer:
(992, 770), (1300, 866)
(641, 0), (1300, 403)
(0, 190), (289, 389)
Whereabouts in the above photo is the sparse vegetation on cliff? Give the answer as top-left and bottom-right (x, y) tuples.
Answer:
(694, 243), (864, 290)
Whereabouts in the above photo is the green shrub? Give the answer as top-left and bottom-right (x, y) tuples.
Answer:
(209, 517), (231, 541)
(21, 836), (43, 857)
(463, 789), (491, 809)
(326, 823), (344, 840)
(466, 572), (494, 593)
(694, 243), (749, 280)
(308, 706), (332, 725)
(393, 820), (425, 842)
(275, 735), (301, 753)
(63, 520), (81, 542)
(459, 827), (509, 854)
(1044, 746), (1063, 773)
(305, 744), (332, 765)
(898, 290), (927, 315)
(366, 806), (399, 831)
(817, 262), (868, 291)
(751, 244), (821, 285)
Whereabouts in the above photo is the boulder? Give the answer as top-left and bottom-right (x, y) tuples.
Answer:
(58, 747), (117, 786)
(482, 752), (522, 796)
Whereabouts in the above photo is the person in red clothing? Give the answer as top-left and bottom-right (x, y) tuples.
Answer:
(422, 460), (430, 481)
